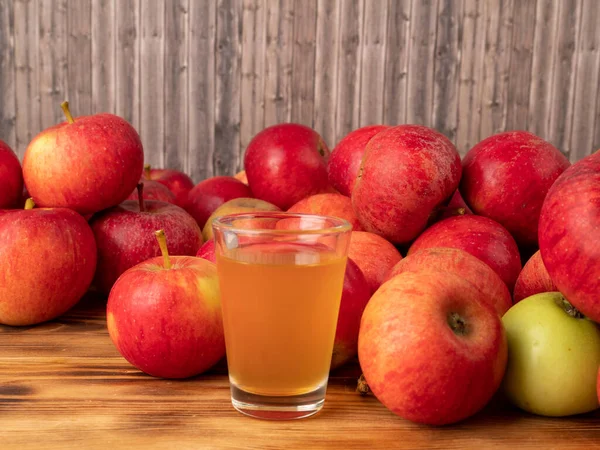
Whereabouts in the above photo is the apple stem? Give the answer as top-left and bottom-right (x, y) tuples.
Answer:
(137, 183), (145, 212)
(356, 374), (371, 396)
(24, 198), (35, 210)
(61, 101), (75, 124)
(155, 229), (172, 270)
(557, 296), (584, 319)
(144, 164), (151, 180)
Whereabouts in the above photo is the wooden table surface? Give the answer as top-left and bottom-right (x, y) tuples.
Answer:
(2, 293), (600, 450)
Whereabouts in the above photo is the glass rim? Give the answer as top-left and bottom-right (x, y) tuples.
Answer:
(211, 211), (353, 236)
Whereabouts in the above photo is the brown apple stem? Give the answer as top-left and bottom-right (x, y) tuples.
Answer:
(60, 101), (75, 124)
(155, 230), (172, 269)
(144, 164), (152, 180)
(24, 198), (35, 210)
(137, 183), (145, 212)
(557, 296), (584, 319)
(357, 374), (371, 396)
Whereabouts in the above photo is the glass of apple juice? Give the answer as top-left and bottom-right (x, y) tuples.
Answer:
(212, 212), (351, 420)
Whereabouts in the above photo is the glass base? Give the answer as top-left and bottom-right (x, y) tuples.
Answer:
(230, 383), (327, 420)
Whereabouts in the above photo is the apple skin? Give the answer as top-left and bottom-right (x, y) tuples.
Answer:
(23, 113), (144, 215)
(196, 239), (216, 263)
(0, 207), (97, 326)
(287, 193), (363, 231)
(461, 131), (570, 247)
(327, 125), (389, 197)
(538, 151), (600, 322)
(386, 247), (512, 316)
(331, 257), (372, 370)
(502, 292), (600, 417)
(107, 255), (225, 379)
(127, 180), (176, 203)
(352, 125), (462, 244)
(358, 270), (507, 425)
(513, 250), (557, 302)
(348, 231), (402, 294)
(408, 215), (522, 290)
(90, 200), (203, 295)
(0, 140), (23, 209)
(244, 123), (330, 210)
(185, 176), (253, 229)
(144, 168), (195, 207)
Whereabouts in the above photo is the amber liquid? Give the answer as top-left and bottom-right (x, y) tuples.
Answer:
(216, 242), (347, 397)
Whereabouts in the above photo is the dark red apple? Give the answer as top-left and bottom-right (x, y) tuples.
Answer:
(358, 270), (507, 425)
(327, 125), (389, 197)
(143, 164), (195, 207)
(127, 180), (176, 203)
(287, 193), (363, 231)
(352, 125), (462, 244)
(196, 239), (216, 263)
(513, 250), (557, 302)
(244, 123), (330, 210)
(408, 215), (522, 290)
(0, 140), (23, 209)
(539, 150), (600, 322)
(461, 131), (570, 246)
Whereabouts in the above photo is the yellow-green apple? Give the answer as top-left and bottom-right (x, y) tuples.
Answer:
(127, 180), (176, 203)
(358, 270), (507, 425)
(244, 123), (330, 210)
(22, 101), (144, 215)
(386, 247), (512, 316)
(287, 193), (363, 231)
(352, 125), (461, 244)
(539, 151), (600, 322)
(513, 250), (557, 302)
(348, 231), (402, 294)
(409, 215), (522, 290)
(185, 176), (253, 229)
(461, 131), (570, 247)
(234, 170), (248, 185)
(107, 230), (224, 379)
(327, 125), (389, 197)
(0, 140), (23, 209)
(502, 292), (600, 416)
(90, 185), (203, 295)
(143, 164), (194, 207)
(0, 199), (97, 325)
(196, 239), (216, 263)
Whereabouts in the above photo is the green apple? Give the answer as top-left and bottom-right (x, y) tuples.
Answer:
(502, 292), (600, 417)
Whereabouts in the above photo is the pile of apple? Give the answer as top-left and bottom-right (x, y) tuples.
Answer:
(1, 101), (599, 426)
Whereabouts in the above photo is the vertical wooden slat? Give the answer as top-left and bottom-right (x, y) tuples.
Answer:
(188, 0), (216, 182)
(335, 0), (363, 139)
(359, 0), (388, 126)
(263, 0), (294, 127)
(240, 0), (266, 153)
(406, 0), (439, 126)
(38, 0), (68, 129)
(14, 0), (40, 157)
(527, 0), (559, 140)
(478, 0), (513, 140)
(67, 0), (92, 117)
(214, 0), (242, 175)
(382, 0), (411, 127)
(115, 0), (140, 130)
(91, 0), (115, 114)
(140, 0), (165, 166)
(290, 0), (318, 127)
(0, 0), (16, 149)
(547, 0), (581, 158)
(164, 0), (189, 172)
(569, 0), (600, 162)
(505, 0), (537, 131)
(431, 0), (463, 143)
(313, 0), (340, 147)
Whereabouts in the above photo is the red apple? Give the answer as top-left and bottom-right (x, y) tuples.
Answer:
(0, 140), (23, 209)
(244, 123), (330, 210)
(348, 231), (402, 294)
(287, 193), (363, 231)
(127, 180), (176, 203)
(142, 164), (195, 207)
(409, 215), (522, 290)
(461, 131), (570, 246)
(358, 270), (508, 425)
(331, 257), (371, 370)
(386, 247), (512, 316)
(513, 250), (557, 302)
(107, 230), (224, 379)
(196, 239), (216, 263)
(352, 125), (462, 244)
(234, 170), (248, 185)
(539, 151), (600, 322)
(90, 185), (203, 295)
(327, 125), (389, 197)
(0, 199), (97, 326)
(22, 101), (144, 215)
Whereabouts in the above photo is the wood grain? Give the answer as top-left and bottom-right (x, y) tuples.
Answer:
(66, 0), (92, 117)
(2, 294), (600, 450)
(91, 0), (115, 115)
(0, 0), (16, 149)
(115, 0), (140, 130)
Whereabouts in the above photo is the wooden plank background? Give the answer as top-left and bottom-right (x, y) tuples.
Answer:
(1, 0), (599, 182)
